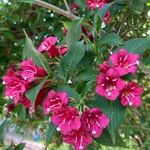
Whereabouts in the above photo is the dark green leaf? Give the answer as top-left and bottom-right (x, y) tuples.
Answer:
(45, 123), (56, 150)
(55, 85), (81, 100)
(66, 20), (82, 46)
(96, 130), (126, 147)
(26, 77), (47, 106)
(14, 105), (26, 120)
(97, 2), (115, 20)
(95, 95), (126, 143)
(16, 0), (35, 4)
(98, 33), (123, 45)
(23, 31), (49, 72)
(121, 38), (150, 54)
(131, 0), (144, 14)
(14, 143), (26, 150)
(58, 42), (86, 81)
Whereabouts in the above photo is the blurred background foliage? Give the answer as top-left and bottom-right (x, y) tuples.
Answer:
(0, 0), (150, 150)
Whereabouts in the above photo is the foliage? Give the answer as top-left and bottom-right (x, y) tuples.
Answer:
(0, 0), (150, 150)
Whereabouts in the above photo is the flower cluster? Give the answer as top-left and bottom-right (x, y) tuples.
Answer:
(37, 36), (68, 57)
(2, 58), (47, 109)
(86, 0), (111, 24)
(42, 90), (109, 150)
(96, 49), (144, 107)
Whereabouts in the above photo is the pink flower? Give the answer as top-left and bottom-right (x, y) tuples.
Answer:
(103, 12), (111, 24)
(42, 90), (69, 114)
(51, 106), (81, 135)
(20, 95), (31, 108)
(120, 82), (143, 107)
(2, 69), (27, 103)
(81, 108), (109, 138)
(96, 68), (126, 100)
(57, 45), (68, 56)
(37, 36), (57, 52)
(19, 58), (47, 82)
(47, 45), (60, 57)
(86, 0), (111, 24)
(63, 126), (93, 150)
(99, 61), (111, 73)
(86, 0), (107, 9)
(109, 49), (140, 76)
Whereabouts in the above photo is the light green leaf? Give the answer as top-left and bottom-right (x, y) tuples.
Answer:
(45, 123), (56, 150)
(66, 20), (82, 46)
(26, 77), (47, 106)
(122, 38), (150, 54)
(55, 85), (81, 100)
(97, 2), (115, 20)
(98, 33), (123, 45)
(58, 42), (86, 81)
(23, 31), (49, 72)
(95, 95), (126, 143)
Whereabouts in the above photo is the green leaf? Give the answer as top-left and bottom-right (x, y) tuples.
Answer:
(95, 95), (126, 143)
(98, 33), (123, 45)
(55, 85), (81, 100)
(23, 31), (49, 72)
(16, 0), (35, 4)
(60, 21), (72, 30)
(26, 77), (47, 106)
(58, 42), (86, 81)
(66, 20), (82, 46)
(14, 143), (26, 150)
(122, 38), (150, 54)
(131, 0), (144, 14)
(14, 105), (26, 120)
(0, 119), (7, 144)
(45, 123), (56, 150)
(96, 130), (126, 147)
(97, 2), (115, 20)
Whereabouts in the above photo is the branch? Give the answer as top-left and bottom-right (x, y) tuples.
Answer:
(34, 0), (79, 20)
(63, 0), (70, 13)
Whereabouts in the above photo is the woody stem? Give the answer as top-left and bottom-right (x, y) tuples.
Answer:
(34, 0), (80, 20)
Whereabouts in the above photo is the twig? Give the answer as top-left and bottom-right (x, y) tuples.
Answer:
(34, 0), (79, 20)
(63, 0), (70, 13)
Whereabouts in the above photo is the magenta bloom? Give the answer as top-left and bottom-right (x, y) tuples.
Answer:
(42, 90), (69, 114)
(57, 45), (68, 56)
(81, 108), (109, 138)
(37, 36), (57, 52)
(99, 61), (111, 73)
(2, 69), (27, 103)
(120, 82), (143, 107)
(109, 49), (140, 76)
(63, 126), (93, 150)
(96, 68), (126, 100)
(51, 106), (81, 135)
(86, 0), (107, 9)
(103, 12), (111, 24)
(19, 58), (47, 82)
(20, 95), (31, 108)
